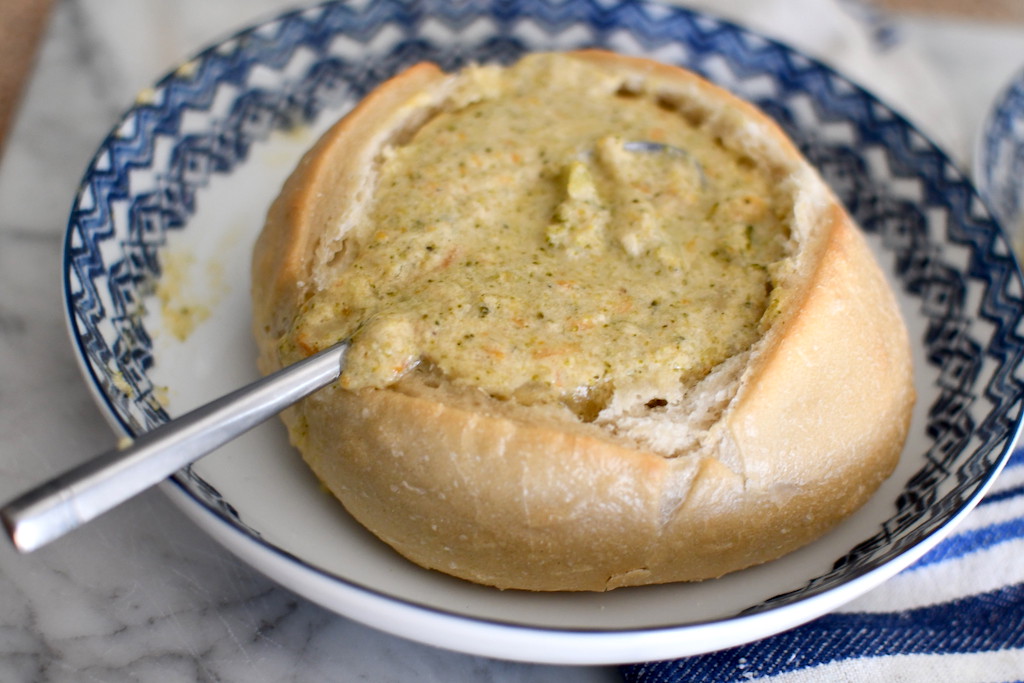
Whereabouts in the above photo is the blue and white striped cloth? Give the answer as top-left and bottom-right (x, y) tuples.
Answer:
(622, 450), (1024, 681)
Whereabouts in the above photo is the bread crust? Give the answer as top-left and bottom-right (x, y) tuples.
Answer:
(252, 51), (915, 591)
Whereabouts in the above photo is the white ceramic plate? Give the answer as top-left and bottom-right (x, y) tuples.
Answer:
(63, 0), (1024, 664)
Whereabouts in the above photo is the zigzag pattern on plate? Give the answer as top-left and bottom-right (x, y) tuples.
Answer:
(62, 0), (1023, 610)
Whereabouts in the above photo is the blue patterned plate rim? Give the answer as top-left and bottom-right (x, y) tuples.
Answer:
(60, 0), (1024, 659)
(974, 63), (1024, 238)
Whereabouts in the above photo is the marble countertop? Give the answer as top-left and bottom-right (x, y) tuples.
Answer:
(0, 1), (1021, 680)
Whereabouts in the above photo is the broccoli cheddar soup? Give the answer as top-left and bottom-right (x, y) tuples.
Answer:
(285, 53), (793, 418)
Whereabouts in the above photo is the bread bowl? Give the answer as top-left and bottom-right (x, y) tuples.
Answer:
(251, 50), (915, 591)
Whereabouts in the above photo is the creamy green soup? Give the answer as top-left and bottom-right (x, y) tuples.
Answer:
(288, 54), (790, 419)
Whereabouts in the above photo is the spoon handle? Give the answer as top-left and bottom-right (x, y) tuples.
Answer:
(1, 341), (350, 553)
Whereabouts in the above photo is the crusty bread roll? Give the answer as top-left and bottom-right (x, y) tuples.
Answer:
(251, 51), (915, 591)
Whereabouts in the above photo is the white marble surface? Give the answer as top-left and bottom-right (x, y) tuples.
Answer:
(0, 1), (1021, 680)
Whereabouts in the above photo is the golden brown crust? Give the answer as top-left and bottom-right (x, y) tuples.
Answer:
(727, 204), (914, 493)
(252, 51), (915, 591)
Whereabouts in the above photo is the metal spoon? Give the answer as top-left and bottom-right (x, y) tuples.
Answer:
(1, 340), (350, 553)
(623, 140), (707, 186)
(622, 140), (690, 156)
